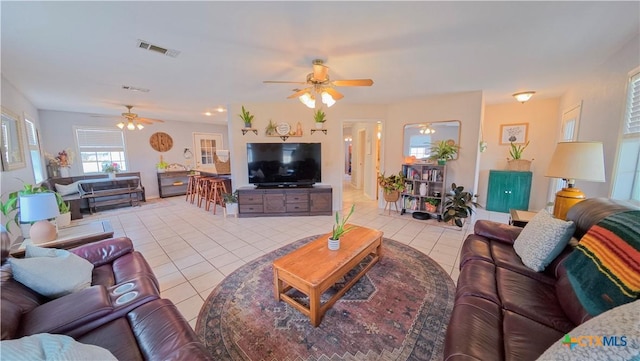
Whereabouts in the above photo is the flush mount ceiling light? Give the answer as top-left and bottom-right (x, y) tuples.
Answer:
(513, 91), (536, 103)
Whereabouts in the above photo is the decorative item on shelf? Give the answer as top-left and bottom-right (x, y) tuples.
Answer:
(156, 155), (169, 173)
(296, 121), (303, 136)
(102, 162), (120, 179)
(239, 105), (254, 128)
(544, 141), (605, 220)
(404, 155), (417, 164)
(430, 140), (459, 165)
(265, 119), (277, 136)
(329, 204), (355, 250)
(19, 193), (60, 244)
(442, 183), (478, 228)
(506, 140), (532, 171)
(425, 198), (440, 213)
(314, 109), (327, 129)
(419, 183), (427, 196)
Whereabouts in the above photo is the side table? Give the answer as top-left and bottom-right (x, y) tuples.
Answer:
(10, 220), (114, 257)
(509, 209), (538, 228)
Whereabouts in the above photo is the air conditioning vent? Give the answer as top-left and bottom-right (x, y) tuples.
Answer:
(136, 39), (180, 58)
(122, 85), (150, 93)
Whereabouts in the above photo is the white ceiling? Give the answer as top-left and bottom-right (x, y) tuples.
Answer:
(2, 2), (638, 125)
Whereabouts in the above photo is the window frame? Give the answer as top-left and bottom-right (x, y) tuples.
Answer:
(74, 126), (128, 175)
(23, 116), (45, 183)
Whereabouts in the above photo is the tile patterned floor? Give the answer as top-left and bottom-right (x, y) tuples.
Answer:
(77, 182), (511, 330)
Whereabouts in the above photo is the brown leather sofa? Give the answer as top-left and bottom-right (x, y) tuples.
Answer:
(1, 236), (212, 360)
(444, 198), (638, 361)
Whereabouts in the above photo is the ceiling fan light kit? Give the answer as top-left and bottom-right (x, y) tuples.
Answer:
(96, 105), (164, 130)
(264, 59), (373, 108)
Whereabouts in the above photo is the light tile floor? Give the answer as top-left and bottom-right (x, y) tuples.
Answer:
(77, 182), (511, 330)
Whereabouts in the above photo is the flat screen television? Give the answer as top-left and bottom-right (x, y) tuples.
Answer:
(247, 143), (321, 187)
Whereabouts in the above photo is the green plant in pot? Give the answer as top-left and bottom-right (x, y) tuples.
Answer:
(329, 204), (355, 250)
(239, 105), (254, 128)
(265, 119), (277, 136)
(1, 183), (55, 233)
(314, 109), (327, 129)
(430, 140), (459, 165)
(425, 198), (440, 213)
(442, 183), (478, 227)
(377, 172), (406, 201)
(222, 191), (239, 216)
(507, 140), (532, 171)
(509, 140), (530, 160)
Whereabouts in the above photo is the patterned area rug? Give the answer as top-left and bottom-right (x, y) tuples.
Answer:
(196, 235), (456, 361)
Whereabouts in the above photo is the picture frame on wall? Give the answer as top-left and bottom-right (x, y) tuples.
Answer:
(500, 123), (528, 145)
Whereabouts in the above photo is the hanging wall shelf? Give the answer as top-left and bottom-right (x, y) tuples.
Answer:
(241, 128), (258, 135)
(310, 129), (327, 135)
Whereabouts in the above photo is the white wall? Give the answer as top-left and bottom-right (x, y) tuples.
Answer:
(559, 34), (640, 198)
(227, 103), (387, 210)
(385, 91), (484, 206)
(0, 75), (42, 238)
(38, 110), (228, 199)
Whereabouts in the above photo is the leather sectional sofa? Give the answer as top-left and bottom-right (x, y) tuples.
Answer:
(1, 236), (212, 360)
(444, 198), (638, 360)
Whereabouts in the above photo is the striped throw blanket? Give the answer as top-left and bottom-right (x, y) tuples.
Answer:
(564, 210), (640, 316)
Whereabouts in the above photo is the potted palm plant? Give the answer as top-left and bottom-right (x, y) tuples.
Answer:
(239, 105), (254, 128)
(314, 109), (327, 129)
(328, 204), (355, 250)
(430, 140), (459, 165)
(442, 183), (478, 227)
(377, 172), (406, 202)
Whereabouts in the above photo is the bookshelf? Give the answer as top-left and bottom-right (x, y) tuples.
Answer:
(400, 163), (446, 218)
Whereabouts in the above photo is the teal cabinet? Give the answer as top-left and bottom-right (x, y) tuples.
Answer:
(486, 170), (532, 213)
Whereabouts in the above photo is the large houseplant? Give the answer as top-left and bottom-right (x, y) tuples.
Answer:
(430, 140), (459, 165)
(377, 172), (406, 202)
(442, 183), (478, 227)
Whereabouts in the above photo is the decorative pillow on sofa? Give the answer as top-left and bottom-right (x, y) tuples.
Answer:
(564, 210), (640, 316)
(0, 333), (117, 360)
(54, 181), (80, 196)
(7, 245), (93, 298)
(513, 210), (575, 272)
(537, 300), (639, 361)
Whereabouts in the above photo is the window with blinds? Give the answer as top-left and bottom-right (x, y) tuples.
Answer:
(75, 127), (127, 173)
(612, 69), (640, 203)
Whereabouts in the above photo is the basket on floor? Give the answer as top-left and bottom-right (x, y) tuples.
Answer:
(214, 153), (231, 174)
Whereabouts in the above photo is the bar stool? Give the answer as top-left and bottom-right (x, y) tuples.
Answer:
(185, 174), (201, 204)
(196, 177), (212, 208)
(205, 178), (227, 214)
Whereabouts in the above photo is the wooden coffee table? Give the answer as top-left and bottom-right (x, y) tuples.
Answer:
(272, 225), (383, 327)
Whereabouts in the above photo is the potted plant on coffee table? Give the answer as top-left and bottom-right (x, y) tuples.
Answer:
(442, 183), (478, 227)
(328, 204), (355, 250)
(377, 172), (406, 202)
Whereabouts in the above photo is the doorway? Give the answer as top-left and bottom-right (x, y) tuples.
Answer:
(193, 132), (224, 172)
(342, 120), (382, 205)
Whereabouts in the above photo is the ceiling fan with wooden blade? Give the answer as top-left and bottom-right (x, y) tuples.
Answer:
(264, 59), (373, 107)
(92, 105), (164, 129)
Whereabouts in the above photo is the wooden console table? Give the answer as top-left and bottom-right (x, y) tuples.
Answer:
(273, 225), (383, 326)
(10, 220), (114, 257)
(237, 185), (332, 217)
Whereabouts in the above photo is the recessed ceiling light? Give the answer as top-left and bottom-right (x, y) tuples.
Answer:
(216, 107), (226, 113)
(205, 112), (212, 116)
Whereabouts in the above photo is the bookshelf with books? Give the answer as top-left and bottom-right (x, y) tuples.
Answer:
(400, 163), (446, 218)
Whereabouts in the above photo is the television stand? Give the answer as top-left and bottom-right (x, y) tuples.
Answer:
(237, 185), (332, 217)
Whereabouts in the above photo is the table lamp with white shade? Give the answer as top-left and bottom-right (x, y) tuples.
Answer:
(19, 193), (60, 244)
(544, 141), (606, 220)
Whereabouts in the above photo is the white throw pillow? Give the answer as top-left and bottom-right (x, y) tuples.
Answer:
(54, 182), (80, 196)
(0, 333), (117, 360)
(8, 245), (93, 298)
(537, 300), (639, 361)
(513, 210), (575, 271)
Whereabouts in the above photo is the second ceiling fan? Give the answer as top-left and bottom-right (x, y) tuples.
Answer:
(263, 59), (374, 108)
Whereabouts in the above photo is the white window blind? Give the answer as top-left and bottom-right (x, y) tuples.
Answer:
(75, 127), (127, 173)
(25, 119), (38, 146)
(624, 72), (640, 135)
(76, 129), (125, 149)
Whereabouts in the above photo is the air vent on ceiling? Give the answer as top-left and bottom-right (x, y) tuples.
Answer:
(122, 85), (150, 92)
(136, 39), (180, 58)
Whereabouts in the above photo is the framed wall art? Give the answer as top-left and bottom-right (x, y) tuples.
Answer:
(500, 123), (528, 145)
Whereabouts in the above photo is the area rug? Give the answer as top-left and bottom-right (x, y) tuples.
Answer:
(196, 235), (456, 361)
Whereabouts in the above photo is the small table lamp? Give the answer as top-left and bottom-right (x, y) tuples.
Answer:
(19, 193), (60, 244)
(545, 141), (606, 219)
